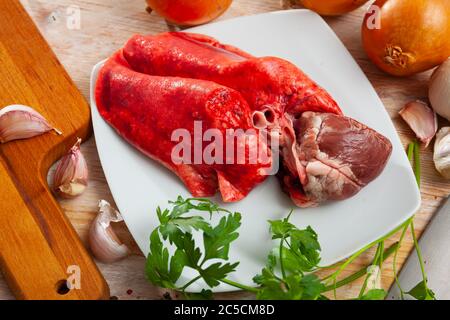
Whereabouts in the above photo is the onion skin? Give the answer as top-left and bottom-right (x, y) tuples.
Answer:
(298, 0), (370, 16)
(146, 0), (232, 26)
(362, 0), (450, 77)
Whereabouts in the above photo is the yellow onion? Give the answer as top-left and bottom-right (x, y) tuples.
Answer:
(362, 0), (450, 76)
(298, 0), (370, 16)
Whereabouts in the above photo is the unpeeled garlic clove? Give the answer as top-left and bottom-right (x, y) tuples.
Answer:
(53, 138), (88, 198)
(399, 100), (437, 147)
(89, 200), (130, 263)
(0, 104), (61, 143)
(433, 127), (450, 179)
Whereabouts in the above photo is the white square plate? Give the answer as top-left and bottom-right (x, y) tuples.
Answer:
(90, 10), (420, 292)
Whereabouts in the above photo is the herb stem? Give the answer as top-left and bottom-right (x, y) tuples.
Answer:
(410, 143), (426, 283)
(378, 241), (384, 266)
(220, 279), (259, 293)
(407, 142), (415, 161)
(322, 242), (398, 292)
(410, 221), (427, 286)
(392, 219), (411, 299)
(325, 218), (411, 287)
(180, 275), (202, 291)
(358, 274), (370, 298)
(317, 261), (345, 270)
(413, 141), (421, 186)
(279, 239), (287, 279)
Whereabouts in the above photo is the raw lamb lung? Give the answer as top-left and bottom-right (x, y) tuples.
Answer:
(122, 32), (343, 124)
(95, 51), (271, 202)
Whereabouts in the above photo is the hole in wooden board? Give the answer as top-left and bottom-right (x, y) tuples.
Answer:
(56, 279), (70, 295)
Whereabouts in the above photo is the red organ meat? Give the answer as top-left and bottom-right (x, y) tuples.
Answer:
(281, 112), (392, 207)
(96, 52), (271, 202)
(95, 32), (392, 207)
(122, 32), (342, 126)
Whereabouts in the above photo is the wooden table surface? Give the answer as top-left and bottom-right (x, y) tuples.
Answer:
(0, 0), (447, 300)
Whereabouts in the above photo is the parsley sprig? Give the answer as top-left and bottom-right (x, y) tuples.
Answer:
(145, 196), (326, 299)
(145, 141), (434, 300)
(252, 212), (325, 300)
(146, 197), (242, 298)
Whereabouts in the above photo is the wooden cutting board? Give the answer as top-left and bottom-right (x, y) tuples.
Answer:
(0, 0), (109, 299)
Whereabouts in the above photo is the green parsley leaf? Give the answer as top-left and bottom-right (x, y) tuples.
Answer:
(407, 280), (436, 300)
(269, 218), (296, 239)
(200, 262), (240, 287)
(203, 212), (241, 261)
(299, 274), (325, 300)
(287, 227), (321, 272)
(269, 215), (321, 274)
(146, 229), (178, 288)
(359, 289), (387, 300)
(253, 215), (323, 300)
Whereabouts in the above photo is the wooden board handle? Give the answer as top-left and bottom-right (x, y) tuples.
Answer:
(0, 152), (109, 300)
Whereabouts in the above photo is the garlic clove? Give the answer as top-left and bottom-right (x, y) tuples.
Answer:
(399, 100), (437, 147)
(89, 200), (130, 263)
(433, 127), (450, 179)
(53, 138), (88, 198)
(58, 182), (87, 198)
(429, 58), (450, 122)
(0, 104), (61, 143)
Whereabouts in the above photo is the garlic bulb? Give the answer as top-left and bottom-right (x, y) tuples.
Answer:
(433, 127), (450, 179)
(399, 100), (437, 147)
(0, 104), (61, 143)
(53, 138), (88, 198)
(89, 200), (130, 263)
(429, 58), (450, 121)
